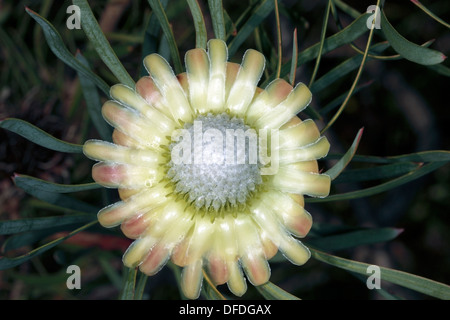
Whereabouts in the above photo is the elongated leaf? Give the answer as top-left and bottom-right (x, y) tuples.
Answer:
(320, 9), (377, 134)
(120, 267), (137, 300)
(134, 272), (149, 300)
(14, 175), (100, 214)
(428, 63), (450, 77)
(3, 229), (63, 253)
(208, 0), (226, 40)
(380, 9), (446, 65)
(98, 254), (124, 289)
(386, 151), (450, 163)
(8, 270), (68, 286)
(310, 223), (357, 237)
(320, 80), (373, 116)
(274, 0), (282, 79)
(334, 162), (421, 184)
(411, 0), (450, 29)
(0, 221), (97, 270)
(310, 248), (450, 299)
(0, 118), (83, 153)
(264, 12), (371, 86)
(76, 52), (112, 141)
(140, 0), (169, 76)
(307, 161), (447, 203)
(310, 42), (390, 94)
(347, 150), (450, 164)
(167, 262), (189, 299)
(228, 0), (275, 57)
(256, 281), (301, 300)
(289, 28), (298, 86)
(186, 0), (207, 49)
(147, 0), (183, 74)
(308, 0), (332, 87)
(72, 0), (135, 88)
(25, 7), (110, 96)
(13, 174), (100, 193)
(333, 0), (361, 19)
(306, 227), (403, 252)
(351, 272), (402, 300)
(223, 8), (237, 39)
(326, 128), (363, 180)
(0, 214), (95, 235)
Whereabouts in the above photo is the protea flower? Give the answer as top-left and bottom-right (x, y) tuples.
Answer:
(83, 39), (331, 299)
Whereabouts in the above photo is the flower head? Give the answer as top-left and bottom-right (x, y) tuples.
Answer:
(83, 39), (331, 299)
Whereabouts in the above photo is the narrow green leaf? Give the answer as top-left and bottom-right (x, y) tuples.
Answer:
(3, 229), (64, 253)
(14, 175), (100, 214)
(0, 28), (40, 88)
(0, 221), (97, 270)
(147, 0), (183, 74)
(99, 255), (124, 289)
(72, 0), (135, 88)
(428, 63), (450, 77)
(307, 227), (403, 252)
(76, 52), (112, 141)
(167, 262), (188, 299)
(310, 223), (356, 237)
(2, 223), (102, 254)
(380, 9), (446, 65)
(13, 174), (100, 194)
(319, 80), (373, 116)
(351, 272), (402, 300)
(157, 30), (171, 61)
(332, 0), (361, 19)
(348, 150), (450, 164)
(308, 0), (332, 87)
(311, 248), (450, 299)
(411, 0), (450, 29)
(208, 0), (226, 40)
(233, 3), (254, 31)
(334, 162), (421, 184)
(223, 8), (237, 40)
(25, 7), (110, 96)
(140, 0), (169, 77)
(307, 161), (447, 203)
(310, 42), (390, 94)
(134, 272), (149, 300)
(228, 0), (275, 57)
(265, 12), (371, 86)
(289, 28), (298, 86)
(0, 214), (95, 235)
(0, 118), (83, 153)
(256, 281), (301, 300)
(8, 270), (68, 286)
(186, 0), (207, 49)
(326, 128), (364, 180)
(120, 267), (137, 300)
(320, 1), (379, 134)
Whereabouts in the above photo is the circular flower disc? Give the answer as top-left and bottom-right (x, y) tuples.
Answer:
(83, 39), (331, 299)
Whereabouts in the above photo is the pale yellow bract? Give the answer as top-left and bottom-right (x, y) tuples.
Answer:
(83, 39), (331, 299)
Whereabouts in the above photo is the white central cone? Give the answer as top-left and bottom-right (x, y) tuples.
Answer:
(167, 113), (263, 212)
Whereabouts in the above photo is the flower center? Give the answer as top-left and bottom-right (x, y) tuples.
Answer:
(166, 113), (263, 213)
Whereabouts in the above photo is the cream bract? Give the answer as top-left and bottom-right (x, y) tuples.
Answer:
(83, 39), (331, 299)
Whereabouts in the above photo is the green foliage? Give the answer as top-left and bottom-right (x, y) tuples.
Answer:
(25, 7), (110, 96)
(0, 0), (448, 300)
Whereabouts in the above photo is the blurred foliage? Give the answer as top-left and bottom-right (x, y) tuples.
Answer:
(0, 0), (449, 300)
